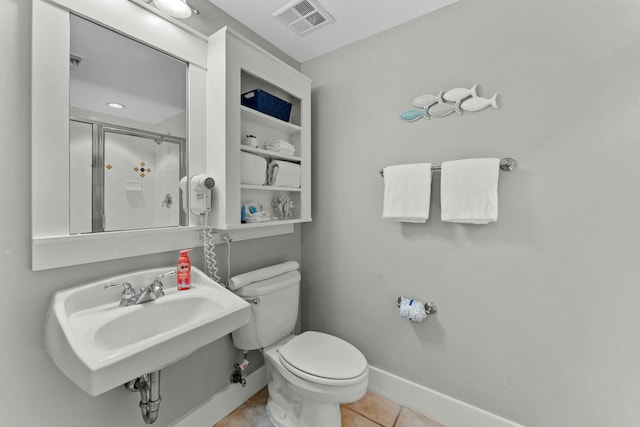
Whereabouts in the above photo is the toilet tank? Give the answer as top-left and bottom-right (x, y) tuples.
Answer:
(231, 270), (300, 350)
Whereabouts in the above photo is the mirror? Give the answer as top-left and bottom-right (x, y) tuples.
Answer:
(31, 0), (208, 270)
(69, 15), (187, 233)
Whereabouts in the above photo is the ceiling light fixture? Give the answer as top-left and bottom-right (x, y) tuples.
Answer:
(151, 0), (192, 19)
(107, 102), (125, 109)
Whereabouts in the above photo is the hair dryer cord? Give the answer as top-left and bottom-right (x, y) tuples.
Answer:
(202, 211), (221, 282)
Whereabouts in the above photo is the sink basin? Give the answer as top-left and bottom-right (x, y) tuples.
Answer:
(45, 266), (250, 396)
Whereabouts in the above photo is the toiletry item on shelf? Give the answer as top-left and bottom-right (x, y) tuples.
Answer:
(267, 160), (301, 188)
(264, 140), (295, 155)
(382, 163), (433, 223)
(242, 134), (258, 148)
(241, 152), (268, 185)
(245, 210), (271, 223)
(177, 249), (192, 290)
(241, 202), (271, 223)
(440, 158), (500, 224)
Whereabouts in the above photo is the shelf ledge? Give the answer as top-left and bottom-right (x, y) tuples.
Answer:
(241, 184), (302, 192)
(241, 146), (301, 162)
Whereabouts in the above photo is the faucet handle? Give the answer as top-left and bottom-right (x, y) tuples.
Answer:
(104, 282), (136, 306)
(151, 270), (175, 297)
(153, 270), (176, 284)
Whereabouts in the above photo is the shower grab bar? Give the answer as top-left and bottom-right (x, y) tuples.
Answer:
(379, 157), (516, 177)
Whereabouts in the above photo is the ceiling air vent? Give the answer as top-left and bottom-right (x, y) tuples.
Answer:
(273, 0), (335, 36)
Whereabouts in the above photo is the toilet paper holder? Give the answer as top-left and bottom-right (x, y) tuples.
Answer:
(397, 297), (438, 315)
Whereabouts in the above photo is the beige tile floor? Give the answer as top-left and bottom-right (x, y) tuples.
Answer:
(214, 387), (447, 427)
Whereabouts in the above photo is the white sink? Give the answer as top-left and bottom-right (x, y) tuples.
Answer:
(45, 266), (250, 396)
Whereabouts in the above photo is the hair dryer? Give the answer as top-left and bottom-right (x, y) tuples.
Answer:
(190, 174), (215, 215)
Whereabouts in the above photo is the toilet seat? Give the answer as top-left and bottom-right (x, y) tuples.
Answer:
(278, 331), (368, 386)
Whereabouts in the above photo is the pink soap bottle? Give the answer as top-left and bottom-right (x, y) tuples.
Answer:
(177, 249), (192, 291)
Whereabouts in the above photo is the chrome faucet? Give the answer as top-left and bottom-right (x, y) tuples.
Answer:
(104, 270), (175, 306)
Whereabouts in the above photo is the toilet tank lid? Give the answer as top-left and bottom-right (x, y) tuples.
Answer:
(233, 270), (300, 297)
(228, 261), (299, 291)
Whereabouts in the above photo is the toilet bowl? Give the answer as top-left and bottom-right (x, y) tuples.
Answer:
(263, 332), (368, 427)
(229, 262), (368, 427)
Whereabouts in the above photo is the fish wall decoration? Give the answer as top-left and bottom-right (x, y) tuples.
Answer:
(400, 84), (499, 122)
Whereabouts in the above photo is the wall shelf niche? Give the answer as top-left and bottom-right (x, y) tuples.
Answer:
(207, 27), (311, 231)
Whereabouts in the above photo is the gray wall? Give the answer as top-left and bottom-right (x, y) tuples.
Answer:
(301, 0), (640, 426)
(0, 1), (299, 426)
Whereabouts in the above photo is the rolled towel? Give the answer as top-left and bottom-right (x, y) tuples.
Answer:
(382, 163), (433, 223)
(267, 160), (301, 188)
(241, 152), (267, 185)
(228, 261), (300, 290)
(440, 158), (500, 224)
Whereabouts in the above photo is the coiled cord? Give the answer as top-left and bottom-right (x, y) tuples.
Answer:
(202, 211), (221, 282)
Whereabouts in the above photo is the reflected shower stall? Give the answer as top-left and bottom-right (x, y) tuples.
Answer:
(70, 119), (187, 234)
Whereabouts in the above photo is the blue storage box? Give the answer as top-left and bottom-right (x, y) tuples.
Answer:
(241, 89), (292, 122)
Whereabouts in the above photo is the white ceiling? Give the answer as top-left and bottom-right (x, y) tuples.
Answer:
(207, 0), (460, 63)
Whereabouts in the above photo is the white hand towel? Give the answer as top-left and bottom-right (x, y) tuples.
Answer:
(440, 158), (500, 224)
(382, 163), (432, 223)
(267, 160), (301, 188)
(228, 261), (300, 290)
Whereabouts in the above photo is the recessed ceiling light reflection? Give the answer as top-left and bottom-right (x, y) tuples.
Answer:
(107, 102), (125, 109)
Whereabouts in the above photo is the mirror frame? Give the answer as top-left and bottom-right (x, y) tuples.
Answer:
(31, 0), (208, 270)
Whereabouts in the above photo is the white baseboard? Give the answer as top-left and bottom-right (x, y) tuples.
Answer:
(170, 365), (268, 427)
(170, 364), (524, 427)
(367, 366), (525, 427)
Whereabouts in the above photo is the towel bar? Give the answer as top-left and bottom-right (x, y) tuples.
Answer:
(397, 296), (438, 315)
(379, 157), (516, 177)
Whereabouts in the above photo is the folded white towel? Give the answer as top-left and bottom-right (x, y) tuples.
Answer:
(382, 163), (433, 223)
(264, 140), (296, 156)
(245, 210), (271, 223)
(440, 158), (500, 224)
(265, 147), (296, 156)
(228, 261), (300, 291)
(265, 140), (295, 150)
(267, 160), (301, 188)
(241, 152), (267, 185)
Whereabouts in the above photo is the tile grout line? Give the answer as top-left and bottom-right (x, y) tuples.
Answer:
(391, 406), (403, 427)
(342, 406), (387, 427)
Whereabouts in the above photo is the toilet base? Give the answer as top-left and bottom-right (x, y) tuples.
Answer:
(267, 395), (341, 427)
(262, 341), (368, 427)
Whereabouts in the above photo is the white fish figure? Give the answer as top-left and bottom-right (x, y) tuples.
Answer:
(460, 94), (499, 112)
(443, 84), (478, 103)
(428, 101), (462, 118)
(412, 91), (443, 108)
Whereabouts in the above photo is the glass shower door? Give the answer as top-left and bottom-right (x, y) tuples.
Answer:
(102, 129), (183, 232)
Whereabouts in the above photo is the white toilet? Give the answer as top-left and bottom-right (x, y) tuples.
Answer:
(230, 262), (368, 427)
